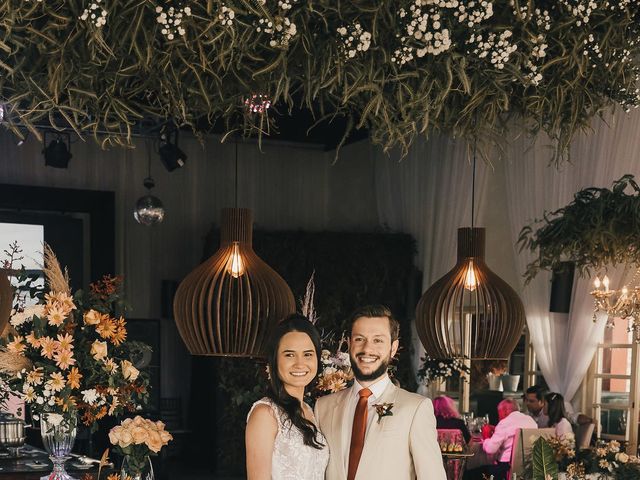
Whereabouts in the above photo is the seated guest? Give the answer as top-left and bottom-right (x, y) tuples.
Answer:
(465, 398), (537, 480)
(433, 395), (471, 444)
(545, 392), (573, 438)
(524, 385), (549, 428)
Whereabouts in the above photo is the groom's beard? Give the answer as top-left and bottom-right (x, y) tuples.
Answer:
(350, 352), (391, 382)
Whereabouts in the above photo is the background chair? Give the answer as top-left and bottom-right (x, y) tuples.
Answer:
(575, 422), (595, 449)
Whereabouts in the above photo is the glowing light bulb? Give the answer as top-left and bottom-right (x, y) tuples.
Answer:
(603, 275), (610, 291)
(228, 242), (245, 278)
(594, 277), (601, 289)
(622, 287), (629, 297)
(464, 260), (478, 291)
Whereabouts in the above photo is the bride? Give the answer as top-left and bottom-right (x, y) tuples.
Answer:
(245, 314), (329, 479)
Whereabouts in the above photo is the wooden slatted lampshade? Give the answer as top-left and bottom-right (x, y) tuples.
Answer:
(415, 227), (525, 360)
(173, 208), (295, 357)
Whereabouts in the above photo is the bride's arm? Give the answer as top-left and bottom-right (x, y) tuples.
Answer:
(245, 404), (278, 480)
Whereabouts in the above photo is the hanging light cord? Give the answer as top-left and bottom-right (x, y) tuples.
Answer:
(235, 137), (239, 209)
(471, 140), (477, 229)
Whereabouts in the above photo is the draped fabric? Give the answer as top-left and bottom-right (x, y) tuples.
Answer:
(372, 136), (489, 384)
(503, 108), (640, 405)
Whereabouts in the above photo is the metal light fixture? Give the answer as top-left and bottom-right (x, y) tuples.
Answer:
(415, 145), (525, 361)
(172, 140), (295, 357)
(158, 123), (187, 172)
(591, 269), (640, 342)
(134, 144), (165, 226)
(43, 132), (72, 168)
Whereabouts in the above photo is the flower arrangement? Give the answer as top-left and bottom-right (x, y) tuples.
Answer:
(373, 402), (394, 423)
(314, 340), (354, 397)
(417, 356), (471, 386)
(107, 416), (173, 479)
(2, 1), (640, 162)
(0, 244), (149, 428)
(534, 434), (640, 480)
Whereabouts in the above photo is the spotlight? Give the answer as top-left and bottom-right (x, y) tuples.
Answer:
(158, 124), (186, 172)
(43, 132), (72, 168)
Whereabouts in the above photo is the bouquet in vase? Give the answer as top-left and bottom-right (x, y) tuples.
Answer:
(108, 416), (173, 480)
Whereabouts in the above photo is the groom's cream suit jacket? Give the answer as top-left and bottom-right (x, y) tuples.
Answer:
(315, 381), (446, 480)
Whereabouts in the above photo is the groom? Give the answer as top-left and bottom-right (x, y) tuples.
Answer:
(315, 305), (446, 480)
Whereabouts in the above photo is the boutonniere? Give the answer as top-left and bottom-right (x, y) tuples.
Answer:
(373, 402), (394, 423)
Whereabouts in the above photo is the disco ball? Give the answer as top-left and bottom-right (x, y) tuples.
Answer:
(134, 194), (165, 226)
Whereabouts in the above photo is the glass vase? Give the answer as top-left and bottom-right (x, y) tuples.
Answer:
(39, 412), (78, 480)
(120, 455), (154, 480)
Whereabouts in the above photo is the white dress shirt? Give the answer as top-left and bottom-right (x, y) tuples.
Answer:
(342, 374), (391, 470)
(483, 411), (538, 463)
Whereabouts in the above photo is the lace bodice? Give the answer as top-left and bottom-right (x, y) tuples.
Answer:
(247, 397), (329, 480)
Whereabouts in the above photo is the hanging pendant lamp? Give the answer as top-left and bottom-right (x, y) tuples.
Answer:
(173, 208), (295, 357)
(415, 227), (525, 360)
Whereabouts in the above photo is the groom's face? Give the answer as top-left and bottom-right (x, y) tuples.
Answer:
(349, 316), (399, 384)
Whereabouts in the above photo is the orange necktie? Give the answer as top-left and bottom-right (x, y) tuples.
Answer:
(347, 388), (372, 480)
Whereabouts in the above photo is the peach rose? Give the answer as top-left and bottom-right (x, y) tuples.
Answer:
(160, 430), (173, 444)
(131, 426), (148, 444)
(146, 430), (163, 453)
(84, 309), (102, 325)
(90, 340), (108, 360)
(121, 360), (140, 381)
(118, 429), (133, 448)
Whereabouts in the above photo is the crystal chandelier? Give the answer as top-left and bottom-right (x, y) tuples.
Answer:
(591, 269), (640, 342)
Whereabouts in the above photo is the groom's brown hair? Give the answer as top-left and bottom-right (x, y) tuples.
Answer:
(348, 304), (400, 342)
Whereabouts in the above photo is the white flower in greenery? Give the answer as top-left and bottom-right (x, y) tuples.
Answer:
(82, 388), (99, 405)
(79, 0), (108, 28)
(46, 413), (64, 426)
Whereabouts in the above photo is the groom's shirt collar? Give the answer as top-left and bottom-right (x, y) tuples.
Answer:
(353, 374), (390, 401)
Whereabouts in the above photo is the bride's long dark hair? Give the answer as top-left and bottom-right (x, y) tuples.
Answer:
(266, 314), (324, 449)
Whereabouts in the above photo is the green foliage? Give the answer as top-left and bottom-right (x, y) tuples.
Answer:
(532, 437), (558, 480)
(518, 175), (640, 282)
(1, 1), (639, 160)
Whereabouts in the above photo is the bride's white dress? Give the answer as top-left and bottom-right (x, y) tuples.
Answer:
(248, 397), (329, 480)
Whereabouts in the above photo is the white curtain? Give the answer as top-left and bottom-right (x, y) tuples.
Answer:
(503, 108), (640, 405)
(372, 135), (489, 386)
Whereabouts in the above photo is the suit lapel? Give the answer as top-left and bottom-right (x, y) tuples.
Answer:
(357, 383), (399, 476)
(330, 388), (351, 478)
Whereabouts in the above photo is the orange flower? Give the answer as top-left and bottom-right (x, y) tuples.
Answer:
(67, 367), (83, 389)
(6, 336), (26, 355)
(40, 336), (57, 359)
(25, 332), (41, 348)
(96, 316), (116, 339)
(46, 305), (66, 327)
(45, 292), (76, 316)
(56, 333), (74, 351)
(26, 367), (44, 386)
(55, 395), (77, 412)
(46, 372), (66, 392)
(111, 326), (127, 346)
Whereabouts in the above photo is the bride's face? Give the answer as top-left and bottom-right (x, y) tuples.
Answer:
(277, 331), (318, 390)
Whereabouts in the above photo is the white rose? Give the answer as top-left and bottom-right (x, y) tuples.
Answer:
(82, 389), (99, 405)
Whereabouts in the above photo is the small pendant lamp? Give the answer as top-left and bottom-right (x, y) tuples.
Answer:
(172, 140), (295, 357)
(415, 227), (525, 360)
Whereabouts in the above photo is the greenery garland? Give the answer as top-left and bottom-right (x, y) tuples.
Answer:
(518, 174), (640, 283)
(0, 1), (639, 160)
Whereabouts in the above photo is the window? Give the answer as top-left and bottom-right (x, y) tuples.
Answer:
(588, 317), (640, 453)
(0, 222), (45, 305)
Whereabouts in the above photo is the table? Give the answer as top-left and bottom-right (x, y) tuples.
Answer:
(441, 450), (475, 480)
(0, 445), (114, 479)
